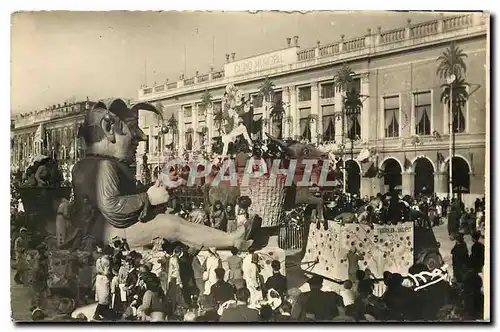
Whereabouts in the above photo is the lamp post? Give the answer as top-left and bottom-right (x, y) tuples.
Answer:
(346, 107), (361, 194)
(447, 74), (456, 199)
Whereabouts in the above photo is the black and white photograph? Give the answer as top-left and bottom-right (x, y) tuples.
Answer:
(9, 10), (490, 322)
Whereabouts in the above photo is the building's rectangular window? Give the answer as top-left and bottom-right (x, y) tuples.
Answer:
(321, 83), (335, 99)
(322, 105), (335, 142)
(212, 101), (223, 137)
(299, 108), (311, 140)
(384, 96), (400, 138)
(298, 86), (311, 102)
(274, 91), (283, 102)
(346, 114), (361, 140)
(197, 105), (205, 118)
(185, 123), (193, 150)
(453, 98), (466, 133)
(414, 91), (431, 135)
(252, 94), (263, 108)
(184, 106), (193, 118)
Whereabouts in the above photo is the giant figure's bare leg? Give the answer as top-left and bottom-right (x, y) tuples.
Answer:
(103, 213), (253, 250)
(221, 135), (232, 156)
(238, 125), (253, 148)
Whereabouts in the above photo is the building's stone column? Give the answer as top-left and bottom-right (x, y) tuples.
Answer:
(262, 99), (269, 138)
(434, 171), (448, 199)
(282, 87), (291, 139)
(206, 105), (213, 153)
(311, 82), (319, 144)
(402, 171), (415, 196)
(192, 103), (199, 142)
(360, 73), (370, 141)
(289, 86), (298, 138)
(178, 107), (185, 150)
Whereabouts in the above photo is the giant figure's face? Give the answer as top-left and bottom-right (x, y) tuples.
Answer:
(112, 120), (139, 163)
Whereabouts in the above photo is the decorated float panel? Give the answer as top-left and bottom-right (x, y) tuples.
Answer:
(302, 220), (414, 280)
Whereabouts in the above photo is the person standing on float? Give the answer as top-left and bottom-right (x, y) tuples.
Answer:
(67, 99), (253, 251)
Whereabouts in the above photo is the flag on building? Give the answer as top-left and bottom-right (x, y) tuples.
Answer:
(34, 124), (44, 144)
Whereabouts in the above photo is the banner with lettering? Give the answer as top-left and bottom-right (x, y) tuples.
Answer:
(302, 221), (414, 281)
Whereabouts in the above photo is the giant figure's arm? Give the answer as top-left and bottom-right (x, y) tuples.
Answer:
(96, 160), (151, 228)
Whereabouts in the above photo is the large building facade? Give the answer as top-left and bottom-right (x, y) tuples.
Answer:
(11, 101), (89, 170)
(136, 13), (487, 205)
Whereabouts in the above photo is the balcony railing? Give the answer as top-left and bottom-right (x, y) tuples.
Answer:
(443, 14), (473, 32)
(184, 77), (195, 86)
(343, 36), (366, 51)
(297, 48), (315, 61)
(212, 70), (224, 80)
(410, 20), (439, 38)
(319, 42), (340, 57)
(138, 13), (484, 97)
(380, 27), (406, 44)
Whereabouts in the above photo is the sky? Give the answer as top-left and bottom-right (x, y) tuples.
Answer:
(11, 11), (447, 115)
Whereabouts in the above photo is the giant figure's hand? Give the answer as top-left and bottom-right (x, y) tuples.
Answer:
(147, 181), (170, 206)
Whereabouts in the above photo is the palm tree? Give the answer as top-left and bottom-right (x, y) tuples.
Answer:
(436, 43), (468, 80)
(440, 77), (469, 133)
(214, 109), (224, 135)
(344, 88), (363, 139)
(333, 64), (356, 193)
(436, 43), (468, 199)
(167, 113), (178, 132)
(154, 102), (164, 124)
(259, 76), (275, 133)
(200, 90), (213, 115)
(334, 64), (355, 93)
(269, 99), (285, 139)
(258, 76), (275, 102)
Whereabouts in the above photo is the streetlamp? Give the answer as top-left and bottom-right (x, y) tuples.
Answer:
(345, 107), (361, 195)
(446, 74), (456, 199)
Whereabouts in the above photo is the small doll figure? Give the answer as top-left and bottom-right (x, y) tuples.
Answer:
(210, 200), (227, 231)
(225, 203), (237, 233)
(189, 208), (209, 225)
(93, 255), (114, 320)
(235, 196), (252, 228)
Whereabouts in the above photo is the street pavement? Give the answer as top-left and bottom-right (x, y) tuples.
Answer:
(10, 220), (473, 321)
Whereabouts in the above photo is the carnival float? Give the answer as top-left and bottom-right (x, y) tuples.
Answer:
(14, 84), (445, 317)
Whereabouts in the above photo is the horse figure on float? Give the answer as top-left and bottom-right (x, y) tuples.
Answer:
(203, 133), (330, 230)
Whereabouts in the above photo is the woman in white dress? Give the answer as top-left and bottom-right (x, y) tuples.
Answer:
(203, 247), (222, 296)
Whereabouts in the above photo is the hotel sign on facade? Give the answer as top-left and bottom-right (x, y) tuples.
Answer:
(224, 47), (299, 78)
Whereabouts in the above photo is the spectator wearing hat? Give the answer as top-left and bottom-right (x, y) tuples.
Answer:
(50, 298), (77, 321)
(203, 247), (222, 296)
(226, 247), (245, 290)
(264, 260), (287, 298)
(451, 233), (469, 283)
(30, 243), (49, 311)
(380, 273), (415, 320)
(340, 280), (356, 307)
(195, 295), (220, 322)
(210, 267), (235, 307)
(470, 232), (485, 274)
(291, 275), (342, 321)
(244, 253), (263, 308)
(13, 227), (28, 284)
(124, 257), (139, 304)
(137, 273), (165, 321)
(166, 246), (187, 315)
(31, 308), (45, 321)
(220, 288), (260, 322)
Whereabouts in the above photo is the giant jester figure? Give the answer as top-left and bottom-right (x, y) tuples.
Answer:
(63, 99), (252, 251)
